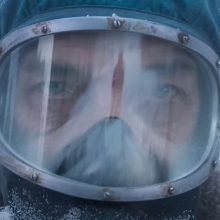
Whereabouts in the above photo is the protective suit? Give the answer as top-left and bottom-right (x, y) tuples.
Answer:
(0, 0), (220, 219)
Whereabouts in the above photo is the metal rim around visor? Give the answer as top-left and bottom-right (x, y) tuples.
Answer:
(0, 16), (220, 202)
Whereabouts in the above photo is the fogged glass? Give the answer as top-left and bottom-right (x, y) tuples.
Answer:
(0, 31), (214, 187)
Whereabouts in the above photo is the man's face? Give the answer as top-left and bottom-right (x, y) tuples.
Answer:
(10, 31), (200, 184)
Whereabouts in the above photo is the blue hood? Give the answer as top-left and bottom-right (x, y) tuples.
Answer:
(0, 0), (220, 56)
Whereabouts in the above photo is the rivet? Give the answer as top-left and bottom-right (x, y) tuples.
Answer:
(113, 20), (121, 28)
(216, 59), (220, 67)
(168, 187), (175, 195)
(182, 35), (189, 44)
(112, 13), (118, 18)
(213, 161), (218, 168)
(41, 26), (48, 34)
(104, 191), (111, 198)
(32, 173), (38, 180)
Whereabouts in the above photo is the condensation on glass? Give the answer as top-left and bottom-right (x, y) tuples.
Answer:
(0, 31), (215, 187)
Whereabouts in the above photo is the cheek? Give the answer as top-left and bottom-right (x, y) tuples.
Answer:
(169, 92), (199, 143)
(15, 83), (79, 134)
(46, 98), (76, 130)
(156, 102), (199, 148)
(14, 84), (43, 134)
(134, 93), (199, 161)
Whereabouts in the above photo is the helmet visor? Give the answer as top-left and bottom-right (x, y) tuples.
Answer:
(0, 31), (215, 187)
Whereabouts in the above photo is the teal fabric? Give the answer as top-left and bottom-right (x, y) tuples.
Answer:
(0, 0), (220, 55)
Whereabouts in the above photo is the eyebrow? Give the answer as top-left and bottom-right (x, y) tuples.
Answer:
(50, 63), (78, 76)
(49, 62), (90, 83)
(143, 60), (197, 76)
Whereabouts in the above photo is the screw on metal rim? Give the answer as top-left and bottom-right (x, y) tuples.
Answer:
(41, 26), (48, 34)
(113, 20), (121, 28)
(182, 35), (189, 44)
(213, 161), (218, 168)
(168, 187), (175, 195)
(104, 191), (111, 198)
(32, 173), (38, 180)
(216, 59), (220, 67)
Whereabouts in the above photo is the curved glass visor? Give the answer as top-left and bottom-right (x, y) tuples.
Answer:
(0, 31), (215, 187)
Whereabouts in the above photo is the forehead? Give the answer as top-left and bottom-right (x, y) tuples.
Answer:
(53, 31), (190, 52)
(20, 31), (197, 70)
(141, 36), (197, 68)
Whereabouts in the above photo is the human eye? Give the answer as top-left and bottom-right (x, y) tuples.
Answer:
(37, 64), (90, 99)
(48, 81), (66, 95)
(38, 81), (76, 99)
(153, 84), (182, 101)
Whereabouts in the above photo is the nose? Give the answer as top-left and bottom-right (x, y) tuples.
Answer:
(110, 53), (124, 118)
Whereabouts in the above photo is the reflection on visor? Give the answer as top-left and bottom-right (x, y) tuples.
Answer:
(0, 31), (213, 187)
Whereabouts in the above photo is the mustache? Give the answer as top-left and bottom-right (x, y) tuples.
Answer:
(53, 117), (167, 187)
